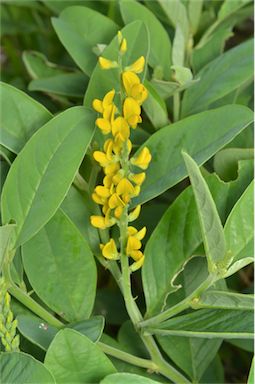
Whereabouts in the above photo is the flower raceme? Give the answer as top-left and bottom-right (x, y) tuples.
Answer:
(90, 32), (152, 272)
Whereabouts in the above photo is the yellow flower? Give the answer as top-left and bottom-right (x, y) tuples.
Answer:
(126, 226), (146, 261)
(90, 215), (107, 229)
(120, 38), (127, 54)
(129, 172), (146, 186)
(96, 118), (111, 135)
(108, 193), (125, 209)
(122, 71), (148, 105)
(128, 205), (141, 222)
(92, 90), (115, 113)
(130, 254), (145, 271)
(112, 116), (130, 141)
(123, 97), (142, 129)
(116, 178), (135, 196)
(125, 56), (145, 74)
(99, 57), (118, 70)
(101, 239), (119, 260)
(131, 147), (152, 170)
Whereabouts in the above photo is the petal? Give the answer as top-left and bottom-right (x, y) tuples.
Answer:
(103, 89), (115, 107)
(92, 99), (103, 113)
(128, 205), (141, 222)
(130, 254), (145, 272)
(122, 71), (140, 96)
(96, 118), (111, 134)
(123, 97), (141, 119)
(125, 56), (145, 74)
(131, 147), (152, 170)
(116, 178), (135, 196)
(102, 238), (119, 260)
(136, 226), (146, 241)
(95, 186), (111, 198)
(99, 57), (118, 70)
(90, 215), (106, 229)
(129, 172), (146, 186)
(126, 236), (141, 254)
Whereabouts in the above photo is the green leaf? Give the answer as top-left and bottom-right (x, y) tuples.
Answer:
(142, 165), (254, 317)
(248, 358), (254, 384)
(0, 223), (16, 270)
(101, 373), (160, 384)
(158, 335), (221, 381)
(214, 148), (254, 181)
(17, 314), (105, 351)
(120, 0), (172, 79)
(191, 25), (233, 73)
(45, 329), (116, 383)
(149, 309), (253, 339)
(84, 21), (149, 108)
(143, 80), (169, 129)
(182, 39), (254, 116)
(188, 0), (203, 35)
(172, 24), (185, 66)
(61, 186), (100, 254)
(196, 291), (254, 310)
(0, 352), (55, 383)
(0, 82), (52, 154)
(28, 73), (88, 98)
(22, 50), (65, 79)
(182, 152), (226, 271)
(52, 6), (118, 76)
(22, 209), (97, 322)
(158, 0), (189, 42)
(132, 105), (253, 207)
(218, 0), (251, 20)
(1, 107), (95, 247)
(224, 181), (254, 276)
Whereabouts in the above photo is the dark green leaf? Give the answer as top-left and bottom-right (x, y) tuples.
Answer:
(0, 352), (55, 383)
(1, 107), (95, 247)
(182, 39), (254, 116)
(45, 329), (116, 383)
(150, 309), (253, 339)
(22, 209), (97, 322)
(132, 105), (253, 207)
(0, 82), (52, 154)
(52, 6), (118, 76)
(120, 0), (172, 79)
(214, 148), (253, 181)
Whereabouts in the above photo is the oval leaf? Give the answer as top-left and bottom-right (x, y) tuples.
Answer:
(1, 106), (95, 247)
(45, 329), (116, 383)
(52, 6), (119, 76)
(22, 209), (97, 322)
(0, 352), (55, 383)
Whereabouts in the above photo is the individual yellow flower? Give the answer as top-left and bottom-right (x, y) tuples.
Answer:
(92, 89), (115, 113)
(128, 205), (141, 222)
(95, 118), (111, 135)
(130, 255), (145, 271)
(123, 97), (142, 129)
(99, 57), (118, 70)
(126, 226), (146, 261)
(122, 71), (148, 105)
(90, 215), (107, 229)
(129, 172), (146, 186)
(131, 147), (152, 170)
(100, 239), (119, 260)
(125, 56), (145, 74)
(112, 116), (130, 141)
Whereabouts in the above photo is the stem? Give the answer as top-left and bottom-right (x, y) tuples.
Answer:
(173, 92), (180, 122)
(139, 274), (216, 329)
(73, 172), (89, 193)
(9, 285), (63, 328)
(3, 263), (63, 328)
(98, 341), (158, 371)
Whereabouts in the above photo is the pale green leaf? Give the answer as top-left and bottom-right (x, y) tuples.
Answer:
(214, 148), (254, 181)
(101, 373), (160, 384)
(172, 24), (185, 66)
(1, 107), (95, 247)
(158, 0), (189, 42)
(182, 152), (226, 271)
(188, 0), (203, 34)
(218, 0), (251, 20)
(0, 224), (16, 270)
(197, 291), (254, 310)
(45, 329), (116, 383)
(143, 80), (169, 129)
(248, 358), (254, 384)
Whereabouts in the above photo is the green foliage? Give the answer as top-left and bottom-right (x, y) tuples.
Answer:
(0, 1), (253, 383)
